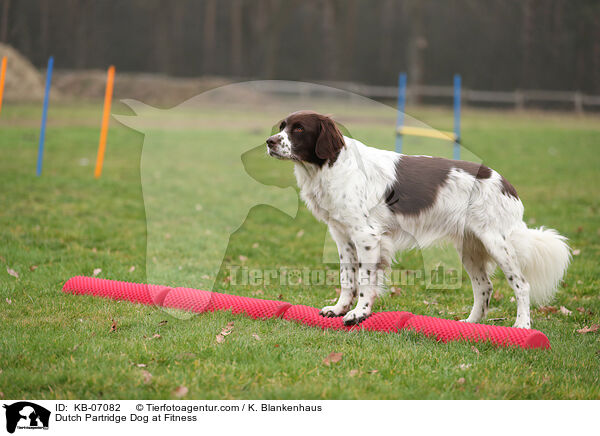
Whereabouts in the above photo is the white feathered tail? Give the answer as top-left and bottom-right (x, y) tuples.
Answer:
(508, 225), (571, 306)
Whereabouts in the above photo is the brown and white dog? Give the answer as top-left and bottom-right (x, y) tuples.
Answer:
(266, 111), (570, 328)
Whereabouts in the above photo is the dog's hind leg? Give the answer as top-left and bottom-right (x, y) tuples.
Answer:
(458, 236), (494, 323)
(478, 232), (532, 328)
(319, 225), (357, 317)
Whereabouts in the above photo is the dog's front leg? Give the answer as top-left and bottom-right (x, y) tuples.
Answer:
(320, 226), (357, 317)
(343, 231), (382, 326)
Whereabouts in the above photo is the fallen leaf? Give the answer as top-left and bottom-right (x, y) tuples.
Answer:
(109, 319), (118, 332)
(560, 306), (572, 316)
(158, 320), (168, 326)
(173, 386), (188, 398)
(573, 249), (581, 256)
(141, 370), (152, 384)
(349, 369), (359, 377)
(128, 266), (136, 273)
(368, 369), (379, 375)
(72, 344), (80, 352)
(457, 377), (466, 384)
(216, 322), (235, 344)
(136, 363), (147, 368)
(323, 352), (343, 366)
(390, 287), (402, 297)
(93, 268), (102, 276)
(576, 307), (586, 313)
(239, 255), (248, 262)
(252, 334), (261, 341)
(252, 242), (259, 249)
(539, 306), (558, 314)
(5, 298), (11, 304)
(493, 292), (503, 301)
(6, 267), (18, 279)
(577, 324), (599, 334)
(29, 265), (38, 272)
(296, 229), (305, 238)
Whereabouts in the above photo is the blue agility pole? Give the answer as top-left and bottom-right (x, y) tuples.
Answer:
(37, 56), (54, 176)
(453, 74), (461, 160)
(395, 72), (407, 153)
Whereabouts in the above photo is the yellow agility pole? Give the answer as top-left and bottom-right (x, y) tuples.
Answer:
(396, 125), (457, 142)
(0, 56), (7, 117)
(94, 65), (115, 178)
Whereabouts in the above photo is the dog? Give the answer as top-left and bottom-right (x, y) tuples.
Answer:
(266, 111), (570, 328)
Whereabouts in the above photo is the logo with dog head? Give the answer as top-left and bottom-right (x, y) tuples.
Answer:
(2, 402), (50, 434)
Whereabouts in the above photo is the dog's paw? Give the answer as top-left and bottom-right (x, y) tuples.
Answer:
(342, 308), (371, 326)
(319, 305), (346, 317)
(513, 319), (531, 329)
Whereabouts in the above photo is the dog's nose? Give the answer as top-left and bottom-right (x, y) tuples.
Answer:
(266, 136), (281, 148)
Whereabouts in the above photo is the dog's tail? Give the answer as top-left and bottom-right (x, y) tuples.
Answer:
(508, 225), (571, 306)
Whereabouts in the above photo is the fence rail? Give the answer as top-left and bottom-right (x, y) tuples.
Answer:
(323, 81), (600, 112)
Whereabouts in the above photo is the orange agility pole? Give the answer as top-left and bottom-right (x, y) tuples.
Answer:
(0, 56), (7, 116)
(94, 65), (115, 178)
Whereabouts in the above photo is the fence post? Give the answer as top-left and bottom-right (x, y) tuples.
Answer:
(574, 91), (583, 113)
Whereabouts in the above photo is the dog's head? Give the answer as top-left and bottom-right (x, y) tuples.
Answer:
(266, 111), (345, 166)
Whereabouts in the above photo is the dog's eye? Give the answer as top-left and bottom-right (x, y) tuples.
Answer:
(293, 126), (304, 133)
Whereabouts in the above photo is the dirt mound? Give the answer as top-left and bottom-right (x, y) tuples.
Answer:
(53, 70), (238, 107)
(0, 43), (48, 101)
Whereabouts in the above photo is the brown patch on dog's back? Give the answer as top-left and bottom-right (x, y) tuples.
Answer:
(500, 175), (519, 199)
(384, 156), (493, 216)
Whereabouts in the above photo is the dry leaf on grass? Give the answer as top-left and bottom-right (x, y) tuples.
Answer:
(322, 352), (343, 366)
(349, 369), (359, 377)
(29, 265), (38, 272)
(238, 255), (248, 262)
(252, 334), (261, 341)
(368, 369), (379, 375)
(216, 322), (235, 344)
(572, 249), (581, 256)
(136, 363), (147, 368)
(539, 306), (558, 314)
(296, 229), (305, 238)
(109, 319), (118, 333)
(93, 268), (102, 276)
(6, 267), (18, 279)
(141, 370), (152, 384)
(457, 377), (466, 384)
(560, 306), (572, 316)
(577, 324), (599, 334)
(390, 287), (402, 297)
(5, 298), (11, 305)
(173, 386), (188, 398)
(252, 242), (260, 249)
(128, 266), (136, 273)
(158, 320), (168, 326)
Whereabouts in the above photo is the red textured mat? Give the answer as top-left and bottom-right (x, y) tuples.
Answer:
(62, 276), (550, 349)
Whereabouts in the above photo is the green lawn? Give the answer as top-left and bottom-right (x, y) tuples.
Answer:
(1, 99), (599, 399)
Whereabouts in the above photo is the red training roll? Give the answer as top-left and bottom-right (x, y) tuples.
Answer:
(62, 276), (550, 349)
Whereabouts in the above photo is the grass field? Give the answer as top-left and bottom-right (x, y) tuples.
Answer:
(1, 97), (599, 400)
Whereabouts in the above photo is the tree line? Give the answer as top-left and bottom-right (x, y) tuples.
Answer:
(1, 0), (599, 93)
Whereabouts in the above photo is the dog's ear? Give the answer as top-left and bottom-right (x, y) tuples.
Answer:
(315, 116), (345, 161)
